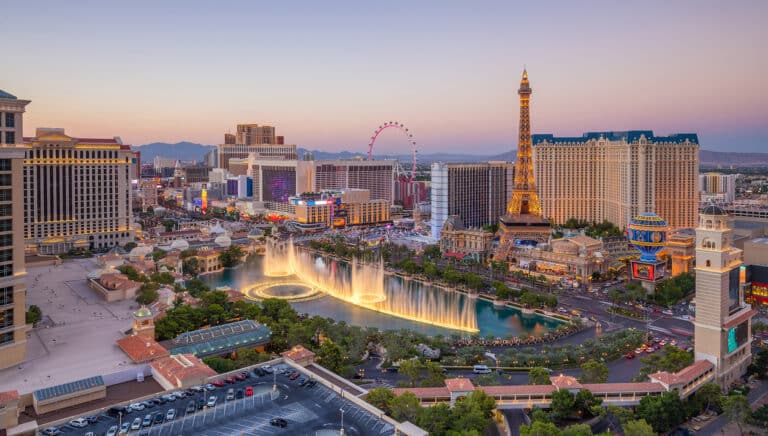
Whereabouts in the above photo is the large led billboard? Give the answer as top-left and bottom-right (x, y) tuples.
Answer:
(727, 321), (749, 353)
(631, 260), (666, 282)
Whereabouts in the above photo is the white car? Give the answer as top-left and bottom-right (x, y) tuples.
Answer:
(129, 402), (145, 412)
(190, 385), (204, 392)
(130, 417), (142, 431)
(68, 418), (88, 428)
(204, 383), (216, 391)
(166, 408), (176, 421)
(105, 426), (118, 436)
(206, 396), (217, 408)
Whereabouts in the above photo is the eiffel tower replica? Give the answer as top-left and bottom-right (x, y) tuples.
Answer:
(496, 69), (550, 260)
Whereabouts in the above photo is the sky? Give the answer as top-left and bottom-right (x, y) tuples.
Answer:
(2, 1), (767, 154)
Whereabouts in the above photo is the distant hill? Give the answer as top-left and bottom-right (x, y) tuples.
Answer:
(132, 142), (215, 162)
(700, 149), (768, 167)
(132, 141), (768, 168)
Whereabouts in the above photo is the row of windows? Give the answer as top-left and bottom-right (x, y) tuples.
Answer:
(27, 149), (122, 159)
(0, 113), (15, 128)
(0, 132), (15, 145)
(0, 331), (13, 345)
(0, 264), (12, 278)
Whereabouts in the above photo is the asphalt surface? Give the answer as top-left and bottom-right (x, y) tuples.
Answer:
(42, 364), (394, 436)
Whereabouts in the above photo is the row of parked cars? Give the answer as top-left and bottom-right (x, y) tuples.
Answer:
(41, 364), (314, 435)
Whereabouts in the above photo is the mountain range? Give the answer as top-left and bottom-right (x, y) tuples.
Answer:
(132, 142), (767, 166)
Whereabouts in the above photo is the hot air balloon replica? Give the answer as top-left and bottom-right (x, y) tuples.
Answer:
(627, 212), (668, 292)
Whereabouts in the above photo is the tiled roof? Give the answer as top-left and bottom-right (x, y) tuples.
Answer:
(479, 385), (556, 396)
(533, 131), (698, 146)
(392, 387), (451, 397)
(550, 374), (582, 390)
(0, 390), (19, 403)
(34, 376), (104, 402)
(281, 345), (316, 362)
(445, 378), (475, 392)
(650, 360), (714, 386)
(581, 382), (665, 394)
(150, 354), (216, 384)
(117, 335), (170, 363)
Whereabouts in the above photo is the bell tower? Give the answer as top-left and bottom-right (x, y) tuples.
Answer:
(694, 205), (754, 388)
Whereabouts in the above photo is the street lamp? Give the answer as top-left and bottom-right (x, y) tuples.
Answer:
(340, 408), (345, 436)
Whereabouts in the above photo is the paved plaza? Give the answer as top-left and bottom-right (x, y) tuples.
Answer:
(0, 259), (147, 393)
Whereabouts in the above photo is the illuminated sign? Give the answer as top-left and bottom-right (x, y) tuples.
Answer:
(631, 260), (666, 282)
(728, 321), (749, 353)
(201, 189), (208, 212)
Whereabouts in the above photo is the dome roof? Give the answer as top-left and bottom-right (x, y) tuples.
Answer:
(209, 221), (225, 235)
(134, 307), (152, 318)
(214, 235), (232, 248)
(129, 245), (153, 258)
(170, 238), (190, 251)
(701, 204), (727, 216)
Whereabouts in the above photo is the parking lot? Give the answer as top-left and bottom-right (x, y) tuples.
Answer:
(42, 363), (395, 436)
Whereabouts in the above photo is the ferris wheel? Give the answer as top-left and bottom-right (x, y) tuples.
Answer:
(367, 121), (418, 182)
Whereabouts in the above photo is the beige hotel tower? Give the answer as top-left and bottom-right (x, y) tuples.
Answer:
(694, 205), (754, 387)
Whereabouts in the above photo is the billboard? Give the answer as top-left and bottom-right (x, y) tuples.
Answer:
(261, 166), (296, 203)
(631, 260), (666, 282)
(727, 321), (749, 353)
(728, 267), (741, 312)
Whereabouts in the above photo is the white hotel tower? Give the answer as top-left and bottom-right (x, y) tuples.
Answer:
(694, 205), (755, 388)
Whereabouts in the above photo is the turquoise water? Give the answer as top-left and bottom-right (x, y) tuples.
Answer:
(202, 255), (562, 337)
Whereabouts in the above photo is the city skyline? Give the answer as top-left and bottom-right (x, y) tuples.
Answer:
(2, 1), (767, 153)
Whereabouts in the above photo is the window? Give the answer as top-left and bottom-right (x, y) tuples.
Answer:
(0, 220), (10, 233)
(4, 132), (14, 145)
(4, 113), (13, 128)
(0, 189), (9, 202)
(0, 287), (12, 306)
(0, 331), (13, 345)
(0, 174), (10, 187)
(0, 234), (10, 248)
(0, 308), (13, 328)
(0, 159), (10, 171)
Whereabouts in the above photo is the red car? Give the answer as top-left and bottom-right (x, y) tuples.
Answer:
(289, 372), (300, 380)
(245, 386), (253, 397)
(625, 353), (635, 359)
(224, 376), (236, 384)
(212, 379), (225, 387)
(235, 373), (247, 381)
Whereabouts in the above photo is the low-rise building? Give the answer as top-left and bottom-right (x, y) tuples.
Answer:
(194, 248), (222, 274)
(150, 354), (217, 390)
(512, 234), (608, 280)
(289, 189), (390, 230)
(438, 216), (493, 262)
(89, 272), (142, 302)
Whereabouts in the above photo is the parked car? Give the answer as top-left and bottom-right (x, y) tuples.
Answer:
(68, 418), (88, 428)
(226, 388), (235, 400)
(262, 365), (273, 374)
(130, 403), (146, 412)
(153, 413), (164, 425)
(270, 418), (288, 428)
(212, 379), (225, 387)
(289, 372), (300, 380)
(105, 426), (118, 436)
(121, 422), (131, 433)
(197, 398), (206, 410)
(86, 415), (100, 424)
(142, 414), (153, 427)
(306, 380), (317, 388)
(245, 386), (254, 397)
(131, 417), (142, 431)
(235, 372), (247, 381)
(41, 428), (61, 436)
(185, 401), (196, 414)
(190, 385), (204, 392)
(253, 368), (266, 377)
(107, 406), (130, 417)
(235, 389), (244, 399)
(166, 408), (176, 421)
(625, 353), (635, 359)
(224, 376), (236, 384)
(206, 396), (217, 408)
(162, 394), (176, 402)
(204, 383), (216, 391)
(141, 400), (156, 409)
(298, 378), (307, 386)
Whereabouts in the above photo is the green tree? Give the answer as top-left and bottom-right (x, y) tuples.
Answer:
(623, 419), (655, 436)
(520, 421), (563, 436)
(423, 262), (440, 280)
(202, 356), (236, 373)
(26, 305), (42, 325)
(389, 392), (420, 423)
(150, 272), (175, 285)
(748, 348), (768, 379)
(423, 360), (446, 387)
(317, 341), (345, 374)
(416, 402), (451, 435)
(124, 242), (138, 251)
(722, 394), (751, 434)
(200, 290), (229, 308)
(528, 367), (551, 385)
(366, 387), (396, 414)
(464, 273), (485, 291)
(117, 265), (143, 282)
(635, 344), (693, 381)
(562, 424), (593, 436)
(550, 389), (576, 422)
(162, 219), (176, 232)
(399, 359), (422, 387)
(448, 390), (496, 434)
(219, 245), (245, 268)
(580, 359), (609, 383)
(136, 283), (160, 305)
(574, 389), (602, 418)
(184, 278), (211, 296)
(423, 244), (441, 259)
(692, 382), (723, 413)
(182, 257), (200, 276)
(637, 391), (684, 433)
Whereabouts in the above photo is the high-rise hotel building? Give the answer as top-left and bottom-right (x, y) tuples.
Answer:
(23, 128), (135, 254)
(218, 123), (297, 170)
(431, 162), (515, 239)
(0, 89), (28, 369)
(532, 131), (699, 229)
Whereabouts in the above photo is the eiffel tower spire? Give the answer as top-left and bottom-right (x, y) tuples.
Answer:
(506, 69), (541, 216)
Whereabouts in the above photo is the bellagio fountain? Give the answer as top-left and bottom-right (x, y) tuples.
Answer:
(243, 239), (479, 332)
